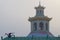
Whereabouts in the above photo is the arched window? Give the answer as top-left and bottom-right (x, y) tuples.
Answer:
(39, 22), (44, 30)
(34, 23), (37, 31)
(46, 23), (48, 31)
(40, 10), (42, 13)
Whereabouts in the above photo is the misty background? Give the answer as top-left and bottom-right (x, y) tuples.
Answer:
(0, 0), (60, 39)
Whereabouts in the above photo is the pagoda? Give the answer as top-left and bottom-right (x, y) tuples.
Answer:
(28, 2), (53, 37)
(1, 2), (60, 40)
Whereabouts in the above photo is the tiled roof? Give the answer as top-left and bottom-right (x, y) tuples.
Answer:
(3, 37), (60, 40)
(28, 31), (54, 37)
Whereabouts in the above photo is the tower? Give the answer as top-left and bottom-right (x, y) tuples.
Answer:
(28, 2), (53, 37)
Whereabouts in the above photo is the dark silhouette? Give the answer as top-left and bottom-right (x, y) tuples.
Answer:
(5, 33), (15, 38)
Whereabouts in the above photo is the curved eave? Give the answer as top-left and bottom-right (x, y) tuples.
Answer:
(35, 6), (45, 9)
(28, 17), (52, 22)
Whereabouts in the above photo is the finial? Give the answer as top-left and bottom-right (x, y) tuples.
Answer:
(39, 1), (41, 6)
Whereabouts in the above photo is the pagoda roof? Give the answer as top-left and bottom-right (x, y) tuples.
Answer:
(28, 31), (54, 37)
(28, 16), (52, 22)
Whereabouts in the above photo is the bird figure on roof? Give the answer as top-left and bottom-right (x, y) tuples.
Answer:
(5, 33), (15, 38)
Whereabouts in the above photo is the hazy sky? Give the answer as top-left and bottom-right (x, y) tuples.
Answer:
(0, 0), (60, 38)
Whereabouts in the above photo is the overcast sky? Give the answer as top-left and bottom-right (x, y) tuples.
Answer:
(0, 0), (60, 38)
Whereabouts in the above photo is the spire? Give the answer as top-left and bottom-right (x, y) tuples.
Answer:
(35, 1), (45, 9)
(39, 1), (41, 6)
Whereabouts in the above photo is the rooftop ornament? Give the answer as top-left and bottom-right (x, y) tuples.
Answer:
(5, 33), (15, 38)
